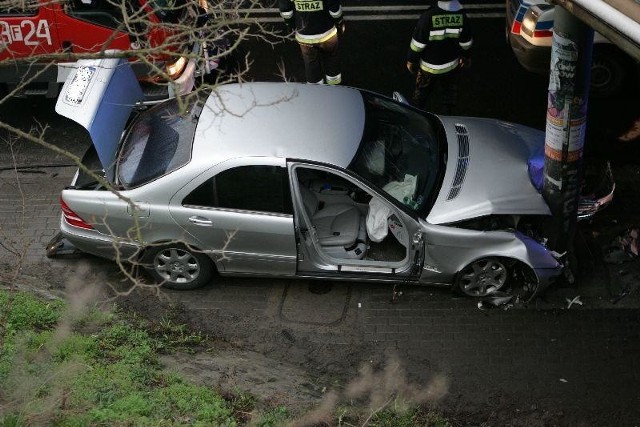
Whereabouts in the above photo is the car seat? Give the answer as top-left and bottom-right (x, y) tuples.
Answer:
(299, 185), (367, 259)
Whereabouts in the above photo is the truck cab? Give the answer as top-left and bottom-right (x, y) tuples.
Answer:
(0, 0), (203, 103)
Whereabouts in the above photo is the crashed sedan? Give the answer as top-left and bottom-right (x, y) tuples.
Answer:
(48, 57), (612, 298)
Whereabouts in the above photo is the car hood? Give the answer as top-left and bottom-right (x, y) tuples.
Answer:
(56, 56), (144, 182)
(426, 116), (551, 225)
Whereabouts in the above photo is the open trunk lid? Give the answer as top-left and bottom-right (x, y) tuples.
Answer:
(55, 55), (144, 182)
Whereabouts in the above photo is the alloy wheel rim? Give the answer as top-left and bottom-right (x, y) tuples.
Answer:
(459, 259), (507, 297)
(154, 248), (200, 284)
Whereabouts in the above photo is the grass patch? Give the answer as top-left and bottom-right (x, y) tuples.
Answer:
(0, 290), (237, 426)
(368, 408), (453, 427)
(0, 290), (64, 332)
(254, 406), (290, 426)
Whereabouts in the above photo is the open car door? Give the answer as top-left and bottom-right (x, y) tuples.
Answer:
(291, 163), (425, 282)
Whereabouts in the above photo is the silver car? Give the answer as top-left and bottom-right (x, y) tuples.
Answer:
(48, 57), (607, 298)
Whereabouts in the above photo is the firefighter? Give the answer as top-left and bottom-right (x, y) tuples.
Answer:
(279, 0), (345, 85)
(406, 0), (473, 114)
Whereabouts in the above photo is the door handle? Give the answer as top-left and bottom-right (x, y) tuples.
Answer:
(188, 216), (213, 226)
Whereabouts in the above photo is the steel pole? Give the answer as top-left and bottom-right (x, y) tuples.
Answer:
(543, 6), (593, 277)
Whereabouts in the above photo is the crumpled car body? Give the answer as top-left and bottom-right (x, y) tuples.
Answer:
(48, 58), (612, 298)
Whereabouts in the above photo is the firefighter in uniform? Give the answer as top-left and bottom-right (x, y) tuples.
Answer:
(279, 0), (345, 85)
(406, 0), (473, 113)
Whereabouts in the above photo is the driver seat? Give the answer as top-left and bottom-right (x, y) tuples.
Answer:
(299, 185), (367, 259)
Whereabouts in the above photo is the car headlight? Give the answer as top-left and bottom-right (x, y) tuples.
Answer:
(166, 56), (187, 79)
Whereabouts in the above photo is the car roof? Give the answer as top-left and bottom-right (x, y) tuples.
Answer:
(192, 82), (366, 169)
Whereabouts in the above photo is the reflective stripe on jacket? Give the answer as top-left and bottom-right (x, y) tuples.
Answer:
(279, 0), (343, 43)
(295, 27), (338, 44)
(419, 58), (459, 74)
(407, 0), (473, 74)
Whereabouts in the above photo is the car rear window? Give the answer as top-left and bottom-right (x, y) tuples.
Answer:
(117, 96), (203, 188)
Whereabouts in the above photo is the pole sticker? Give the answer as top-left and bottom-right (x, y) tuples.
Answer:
(545, 30), (587, 161)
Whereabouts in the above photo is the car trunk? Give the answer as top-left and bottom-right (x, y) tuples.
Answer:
(71, 145), (113, 191)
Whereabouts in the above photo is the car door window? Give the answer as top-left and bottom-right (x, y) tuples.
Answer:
(183, 165), (292, 214)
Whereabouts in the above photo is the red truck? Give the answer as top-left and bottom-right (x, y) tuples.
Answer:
(0, 0), (210, 103)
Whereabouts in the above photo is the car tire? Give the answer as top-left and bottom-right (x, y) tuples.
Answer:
(144, 244), (213, 290)
(455, 257), (509, 297)
(590, 46), (627, 98)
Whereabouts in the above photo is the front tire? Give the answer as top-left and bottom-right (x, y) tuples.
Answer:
(144, 244), (213, 290)
(455, 257), (509, 297)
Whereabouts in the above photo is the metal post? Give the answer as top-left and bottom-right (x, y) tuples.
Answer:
(543, 6), (593, 277)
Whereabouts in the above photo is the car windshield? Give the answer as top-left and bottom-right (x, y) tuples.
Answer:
(117, 96), (203, 188)
(348, 93), (444, 217)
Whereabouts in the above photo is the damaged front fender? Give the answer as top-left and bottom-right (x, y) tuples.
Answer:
(420, 223), (564, 294)
(517, 231), (565, 295)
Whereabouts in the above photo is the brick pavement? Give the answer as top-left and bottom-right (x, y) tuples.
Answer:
(0, 166), (73, 265)
(362, 286), (640, 416)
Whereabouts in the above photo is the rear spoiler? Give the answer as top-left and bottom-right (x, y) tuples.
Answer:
(55, 55), (144, 180)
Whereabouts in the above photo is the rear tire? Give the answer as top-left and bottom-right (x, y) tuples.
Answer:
(144, 244), (213, 290)
(455, 257), (509, 297)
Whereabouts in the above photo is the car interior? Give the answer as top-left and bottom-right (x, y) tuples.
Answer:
(295, 167), (408, 265)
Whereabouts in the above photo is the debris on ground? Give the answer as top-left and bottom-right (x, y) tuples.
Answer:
(390, 284), (403, 303)
(477, 292), (515, 310)
(603, 228), (639, 264)
(565, 296), (583, 309)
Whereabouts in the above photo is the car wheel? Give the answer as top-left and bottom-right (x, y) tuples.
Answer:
(590, 47), (627, 98)
(144, 244), (213, 290)
(455, 257), (509, 297)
